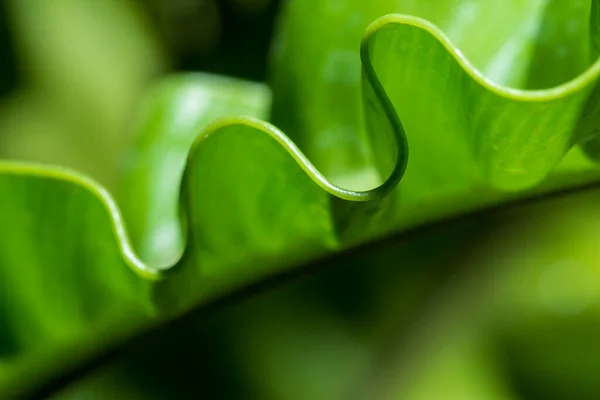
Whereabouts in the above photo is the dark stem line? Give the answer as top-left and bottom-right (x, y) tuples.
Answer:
(26, 178), (600, 399)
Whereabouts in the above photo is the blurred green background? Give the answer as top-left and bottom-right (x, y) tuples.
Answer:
(0, 0), (279, 190)
(1, 1), (600, 399)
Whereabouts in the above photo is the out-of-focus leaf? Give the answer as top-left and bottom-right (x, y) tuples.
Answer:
(370, 188), (600, 400)
(0, 0), (164, 188)
(4, 0), (600, 396)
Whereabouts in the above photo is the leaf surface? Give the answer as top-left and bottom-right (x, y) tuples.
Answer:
(3, 0), (600, 395)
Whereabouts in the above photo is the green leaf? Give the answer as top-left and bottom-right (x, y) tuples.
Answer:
(3, 0), (600, 396)
(48, 186), (600, 400)
(0, 163), (154, 396)
(270, 0), (600, 227)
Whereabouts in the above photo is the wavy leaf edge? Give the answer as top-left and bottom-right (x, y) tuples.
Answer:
(3, 7), (600, 282)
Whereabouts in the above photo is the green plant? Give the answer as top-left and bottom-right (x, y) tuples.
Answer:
(2, 0), (600, 398)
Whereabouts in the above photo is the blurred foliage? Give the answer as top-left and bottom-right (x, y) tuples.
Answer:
(0, 2), (17, 97)
(143, 0), (279, 81)
(0, 0), (278, 189)
(1, 0), (600, 399)
(0, 0), (164, 189)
